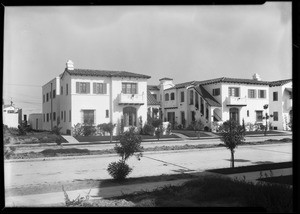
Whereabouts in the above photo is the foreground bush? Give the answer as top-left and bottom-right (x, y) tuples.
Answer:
(107, 160), (133, 181)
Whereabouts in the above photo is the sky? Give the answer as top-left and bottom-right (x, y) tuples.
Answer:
(3, 3), (292, 115)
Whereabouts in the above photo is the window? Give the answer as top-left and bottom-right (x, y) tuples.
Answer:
(64, 111), (66, 122)
(66, 84), (68, 95)
(256, 111), (263, 122)
(273, 112), (278, 121)
(47, 113), (49, 122)
(46, 93), (49, 102)
(229, 87), (239, 97)
(200, 98), (204, 115)
(213, 88), (220, 96)
(83, 110), (95, 125)
(195, 93), (199, 109)
(61, 111), (63, 120)
(170, 92), (175, 100)
(106, 110), (109, 118)
(43, 95), (45, 103)
(53, 90), (56, 98)
(206, 105), (209, 120)
(53, 112), (56, 121)
(76, 82), (90, 94)
(191, 111), (196, 122)
(69, 110), (71, 122)
(61, 86), (63, 95)
(152, 94), (157, 100)
(248, 89), (256, 98)
(273, 92), (278, 101)
(165, 93), (169, 101)
(123, 107), (136, 126)
(93, 83), (107, 94)
(190, 90), (194, 105)
(258, 90), (266, 98)
(122, 83), (137, 94)
(247, 110), (249, 117)
(181, 91), (184, 102)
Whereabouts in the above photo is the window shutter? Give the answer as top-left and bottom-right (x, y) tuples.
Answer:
(86, 83), (90, 94)
(93, 83), (96, 94)
(76, 82), (79, 93)
(103, 83), (107, 94)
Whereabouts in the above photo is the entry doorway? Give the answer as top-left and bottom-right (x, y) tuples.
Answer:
(229, 108), (239, 124)
(167, 112), (175, 129)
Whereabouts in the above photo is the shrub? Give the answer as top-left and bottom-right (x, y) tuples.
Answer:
(98, 123), (116, 143)
(51, 126), (62, 135)
(4, 146), (16, 159)
(152, 118), (163, 128)
(82, 124), (96, 136)
(107, 160), (133, 181)
(155, 126), (164, 141)
(17, 125), (26, 136)
(143, 124), (155, 136)
(72, 123), (84, 136)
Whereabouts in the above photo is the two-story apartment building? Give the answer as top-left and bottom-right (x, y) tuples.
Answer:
(42, 60), (150, 135)
(148, 74), (292, 131)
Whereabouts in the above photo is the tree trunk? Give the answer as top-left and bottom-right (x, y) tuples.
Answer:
(110, 133), (113, 144)
(231, 150), (235, 168)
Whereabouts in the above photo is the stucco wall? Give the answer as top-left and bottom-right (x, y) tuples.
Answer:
(28, 114), (43, 130)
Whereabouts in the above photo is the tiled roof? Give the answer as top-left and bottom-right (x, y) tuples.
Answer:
(165, 81), (199, 90)
(198, 77), (270, 86)
(269, 79), (292, 87)
(147, 90), (160, 106)
(193, 85), (222, 107)
(147, 85), (160, 91)
(65, 68), (151, 79)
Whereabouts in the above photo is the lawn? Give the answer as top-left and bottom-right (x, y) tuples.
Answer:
(111, 174), (292, 211)
(214, 130), (290, 136)
(75, 134), (180, 143)
(172, 130), (212, 138)
(257, 175), (292, 186)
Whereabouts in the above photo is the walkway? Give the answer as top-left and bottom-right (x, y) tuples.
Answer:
(61, 135), (80, 144)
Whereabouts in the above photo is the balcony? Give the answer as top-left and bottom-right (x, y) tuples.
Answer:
(119, 93), (144, 105)
(226, 97), (247, 106)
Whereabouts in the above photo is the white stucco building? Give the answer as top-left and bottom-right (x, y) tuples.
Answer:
(42, 60), (150, 135)
(3, 103), (22, 128)
(148, 74), (292, 131)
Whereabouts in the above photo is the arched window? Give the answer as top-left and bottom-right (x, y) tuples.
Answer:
(165, 93), (169, 101)
(170, 92), (175, 100)
(123, 106), (137, 126)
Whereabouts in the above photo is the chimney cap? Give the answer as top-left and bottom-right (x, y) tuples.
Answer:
(252, 73), (261, 81)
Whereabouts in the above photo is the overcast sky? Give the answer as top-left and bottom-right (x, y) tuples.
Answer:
(3, 3), (292, 115)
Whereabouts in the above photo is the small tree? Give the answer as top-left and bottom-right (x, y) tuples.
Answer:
(151, 118), (163, 141)
(107, 127), (143, 181)
(219, 120), (245, 168)
(190, 120), (204, 139)
(99, 123), (116, 143)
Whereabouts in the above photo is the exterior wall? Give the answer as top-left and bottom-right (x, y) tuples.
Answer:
(28, 114), (43, 130)
(269, 82), (292, 130)
(59, 72), (72, 134)
(3, 106), (21, 128)
(219, 83), (269, 125)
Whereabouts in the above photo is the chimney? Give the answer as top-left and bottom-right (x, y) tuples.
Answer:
(66, 60), (74, 70)
(159, 77), (174, 91)
(252, 73), (261, 81)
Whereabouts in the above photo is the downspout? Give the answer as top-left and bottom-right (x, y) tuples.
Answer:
(50, 82), (53, 130)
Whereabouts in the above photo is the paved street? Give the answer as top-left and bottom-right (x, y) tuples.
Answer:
(5, 142), (292, 190)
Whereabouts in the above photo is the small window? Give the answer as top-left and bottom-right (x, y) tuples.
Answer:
(181, 91), (184, 102)
(165, 93), (169, 101)
(190, 90), (194, 105)
(256, 111), (263, 122)
(61, 111), (63, 120)
(106, 110), (109, 118)
(61, 86), (63, 95)
(53, 112), (56, 121)
(247, 110), (249, 117)
(213, 88), (220, 96)
(46, 93), (49, 102)
(248, 89), (256, 98)
(273, 92), (278, 101)
(170, 93), (175, 100)
(229, 87), (239, 97)
(47, 113), (49, 122)
(258, 90), (266, 98)
(66, 84), (68, 95)
(64, 111), (66, 122)
(69, 110), (71, 122)
(53, 89), (56, 98)
(273, 126), (278, 130)
(273, 112), (278, 121)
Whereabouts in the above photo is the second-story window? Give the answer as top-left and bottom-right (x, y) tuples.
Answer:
(76, 82), (90, 94)
(46, 93), (49, 102)
(213, 88), (220, 96)
(53, 89), (56, 98)
(93, 83), (107, 94)
(273, 92), (278, 101)
(258, 90), (266, 98)
(165, 93), (169, 101)
(170, 92), (175, 100)
(189, 90), (194, 105)
(229, 87), (239, 97)
(248, 89), (256, 98)
(66, 84), (68, 95)
(181, 91), (184, 102)
(200, 97), (204, 115)
(122, 83), (137, 94)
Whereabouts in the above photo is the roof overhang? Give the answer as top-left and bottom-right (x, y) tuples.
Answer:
(226, 104), (247, 107)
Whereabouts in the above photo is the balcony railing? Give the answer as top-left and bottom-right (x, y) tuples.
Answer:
(119, 93), (144, 105)
(226, 97), (247, 106)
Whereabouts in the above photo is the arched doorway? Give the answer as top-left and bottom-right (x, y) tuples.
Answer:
(229, 108), (239, 124)
(123, 106), (137, 126)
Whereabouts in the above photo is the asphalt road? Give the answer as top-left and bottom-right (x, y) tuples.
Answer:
(11, 134), (291, 153)
(5, 142), (292, 190)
